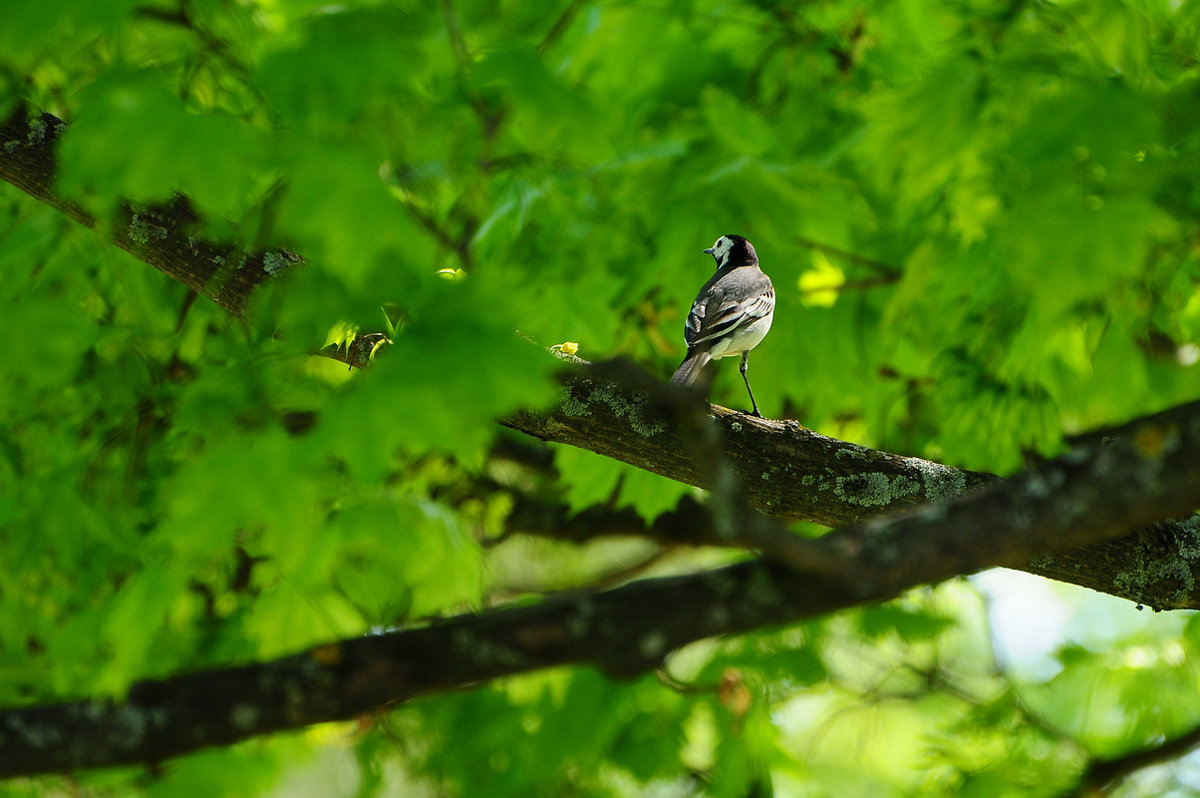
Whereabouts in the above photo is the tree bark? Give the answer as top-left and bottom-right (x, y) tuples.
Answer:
(504, 363), (1200, 610)
(0, 109), (290, 317)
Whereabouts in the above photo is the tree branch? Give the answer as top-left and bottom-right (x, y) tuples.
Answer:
(0, 560), (821, 778)
(6, 106), (1200, 609)
(1073, 719), (1200, 796)
(794, 235), (902, 278)
(0, 109), (291, 318)
(538, 0), (588, 53)
(3, 396), (1200, 777)
(503, 361), (1200, 608)
(503, 361), (996, 526)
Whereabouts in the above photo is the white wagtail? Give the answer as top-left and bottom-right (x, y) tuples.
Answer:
(670, 234), (775, 417)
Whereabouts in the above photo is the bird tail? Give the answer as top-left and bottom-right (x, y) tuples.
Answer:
(670, 350), (712, 387)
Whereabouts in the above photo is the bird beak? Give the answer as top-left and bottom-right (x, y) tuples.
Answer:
(702, 247), (714, 255)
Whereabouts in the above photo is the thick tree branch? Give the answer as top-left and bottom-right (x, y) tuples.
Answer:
(504, 364), (994, 527)
(502, 363), (1200, 608)
(3, 397), (1200, 777)
(0, 111), (91, 226)
(0, 109), (294, 317)
(0, 560), (824, 778)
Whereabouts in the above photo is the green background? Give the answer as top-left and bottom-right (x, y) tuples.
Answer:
(3, 0), (1200, 795)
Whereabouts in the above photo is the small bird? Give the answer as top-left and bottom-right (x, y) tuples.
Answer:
(670, 234), (775, 417)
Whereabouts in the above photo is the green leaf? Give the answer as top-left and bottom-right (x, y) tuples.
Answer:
(303, 272), (558, 475)
(254, 7), (432, 128)
(0, 0), (137, 53)
(554, 445), (690, 519)
(58, 68), (263, 217)
(859, 605), (954, 643)
(271, 144), (433, 282)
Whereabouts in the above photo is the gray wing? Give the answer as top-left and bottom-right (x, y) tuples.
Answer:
(684, 269), (774, 349)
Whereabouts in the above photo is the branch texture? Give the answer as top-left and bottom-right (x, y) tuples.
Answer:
(505, 363), (1200, 608)
(0, 109), (289, 317)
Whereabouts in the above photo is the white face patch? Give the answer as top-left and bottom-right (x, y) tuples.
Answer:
(710, 236), (734, 266)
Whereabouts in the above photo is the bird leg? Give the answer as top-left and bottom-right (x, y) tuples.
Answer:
(739, 350), (762, 418)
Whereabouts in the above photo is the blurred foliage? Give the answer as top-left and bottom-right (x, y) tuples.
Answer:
(3, 0), (1200, 795)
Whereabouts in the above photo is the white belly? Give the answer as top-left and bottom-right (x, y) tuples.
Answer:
(709, 314), (773, 359)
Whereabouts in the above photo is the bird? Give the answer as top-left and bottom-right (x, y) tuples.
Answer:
(670, 234), (775, 417)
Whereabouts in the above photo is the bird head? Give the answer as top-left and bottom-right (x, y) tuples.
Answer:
(703, 234), (756, 268)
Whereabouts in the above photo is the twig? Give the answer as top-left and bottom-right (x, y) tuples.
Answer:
(800, 275), (899, 297)
(538, 0), (588, 54)
(795, 235), (901, 277)
(134, 3), (254, 82)
(1072, 722), (1200, 797)
(438, 0), (473, 81)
